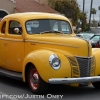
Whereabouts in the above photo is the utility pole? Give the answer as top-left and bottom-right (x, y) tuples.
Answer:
(88, 0), (93, 31)
(82, 0), (85, 31)
(83, 0), (85, 12)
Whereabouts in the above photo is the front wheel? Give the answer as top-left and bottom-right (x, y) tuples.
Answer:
(28, 65), (49, 94)
(92, 82), (100, 89)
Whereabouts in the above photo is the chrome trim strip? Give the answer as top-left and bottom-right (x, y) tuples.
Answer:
(25, 40), (79, 48)
(0, 38), (23, 42)
(48, 76), (100, 84)
(86, 40), (90, 57)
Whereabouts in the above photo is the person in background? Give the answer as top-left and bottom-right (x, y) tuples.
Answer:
(98, 22), (100, 27)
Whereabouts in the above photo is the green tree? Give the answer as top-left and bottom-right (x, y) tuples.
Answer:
(54, 0), (80, 25)
(78, 12), (87, 31)
(48, 0), (57, 9)
(48, 0), (87, 26)
(98, 6), (100, 22)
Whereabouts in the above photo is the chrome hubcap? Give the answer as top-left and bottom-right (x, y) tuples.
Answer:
(29, 69), (39, 90)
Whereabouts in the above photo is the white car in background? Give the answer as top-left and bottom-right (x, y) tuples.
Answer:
(76, 32), (94, 40)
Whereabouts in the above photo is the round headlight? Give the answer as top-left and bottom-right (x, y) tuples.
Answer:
(49, 54), (61, 70)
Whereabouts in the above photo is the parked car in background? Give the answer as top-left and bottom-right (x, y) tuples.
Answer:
(76, 32), (94, 40)
(89, 34), (100, 48)
(76, 33), (100, 48)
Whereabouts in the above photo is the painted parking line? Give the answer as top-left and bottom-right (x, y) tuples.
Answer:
(0, 91), (18, 100)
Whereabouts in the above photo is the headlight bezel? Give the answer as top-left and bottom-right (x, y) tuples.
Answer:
(49, 54), (61, 70)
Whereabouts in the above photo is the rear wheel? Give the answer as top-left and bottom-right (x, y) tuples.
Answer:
(27, 65), (49, 94)
(92, 82), (100, 89)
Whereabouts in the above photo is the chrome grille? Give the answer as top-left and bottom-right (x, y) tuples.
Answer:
(76, 57), (92, 77)
(68, 56), (95, 78)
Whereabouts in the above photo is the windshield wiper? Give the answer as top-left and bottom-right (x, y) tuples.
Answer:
(40, 30), (64, 35)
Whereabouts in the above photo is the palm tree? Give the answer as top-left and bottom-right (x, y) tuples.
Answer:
(91, 8), (97, 21)
(91, 8), (97, 27)
(98, 6), (100, 22)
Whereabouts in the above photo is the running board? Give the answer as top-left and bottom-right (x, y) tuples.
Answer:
(0, 67), (22, 80)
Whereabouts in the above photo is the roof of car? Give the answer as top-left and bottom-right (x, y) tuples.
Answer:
(93, 34), (100, 35)
(2, 12), (69, 22)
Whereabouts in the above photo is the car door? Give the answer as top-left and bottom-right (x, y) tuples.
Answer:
(0, 19), (7, 67)
(5, 19), (25, 72)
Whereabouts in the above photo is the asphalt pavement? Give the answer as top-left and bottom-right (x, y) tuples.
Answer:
(0, 75), (100, 100)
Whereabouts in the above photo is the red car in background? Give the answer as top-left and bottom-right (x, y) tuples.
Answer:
(89, 34), (100, 48)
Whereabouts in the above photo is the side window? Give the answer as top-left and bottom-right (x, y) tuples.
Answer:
(1, 22), (6, 34)
(9, 20), (22, 35)
(61, 21), (71, 33)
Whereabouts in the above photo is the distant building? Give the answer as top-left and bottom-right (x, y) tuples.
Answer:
(0, 0), (59, 20)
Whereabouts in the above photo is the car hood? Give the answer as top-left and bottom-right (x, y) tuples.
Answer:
(26, 35), (91, 57)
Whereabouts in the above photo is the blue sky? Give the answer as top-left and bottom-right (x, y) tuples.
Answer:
(77, 0), (100, 22)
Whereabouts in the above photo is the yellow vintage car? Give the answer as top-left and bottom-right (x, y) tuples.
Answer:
(0, 12), (100, 94)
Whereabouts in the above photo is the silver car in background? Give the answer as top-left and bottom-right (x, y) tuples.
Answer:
(76, 32), (94, 40)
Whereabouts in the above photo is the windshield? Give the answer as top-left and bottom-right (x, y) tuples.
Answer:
(91, 35), (100, 41)
(84, 34), (94, 39)
(26, 19), (72, 34)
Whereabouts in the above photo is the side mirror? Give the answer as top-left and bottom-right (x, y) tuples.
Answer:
(78, 28), (82, 32)
(75, 28), (82, 34)
(14, 28), (20, 34)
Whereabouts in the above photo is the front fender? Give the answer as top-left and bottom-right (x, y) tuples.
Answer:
(22, 50), (72, 83)
(92, 48), (100, 76)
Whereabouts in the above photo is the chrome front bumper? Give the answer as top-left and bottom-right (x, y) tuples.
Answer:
(48, 76), (100, 84)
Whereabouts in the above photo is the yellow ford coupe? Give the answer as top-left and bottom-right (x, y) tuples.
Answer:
(0, 12), (100, 94)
